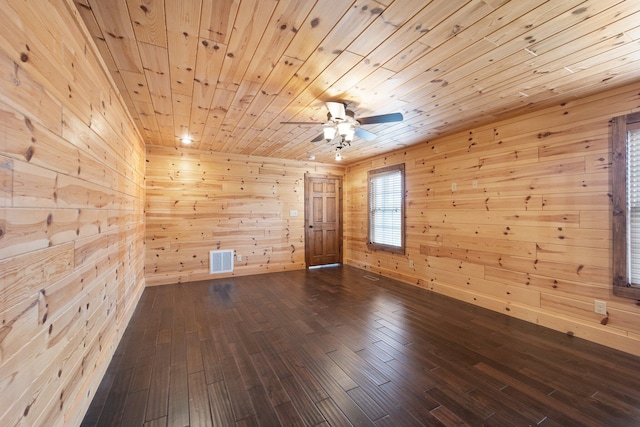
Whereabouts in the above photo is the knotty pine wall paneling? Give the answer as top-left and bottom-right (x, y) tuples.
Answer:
(0, 1), (146, 426)
(145, 146), (344, 286)
(344, 81), (640, 356)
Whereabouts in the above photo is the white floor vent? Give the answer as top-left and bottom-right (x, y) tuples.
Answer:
(210, 250), (234, 274)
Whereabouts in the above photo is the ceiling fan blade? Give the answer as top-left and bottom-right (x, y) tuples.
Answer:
(310, 133), (324, 142)
(326, 101), (346, 120)
(357, 112), (403, 125)
(280, 121), (318, 125)
(354, 127), (377, 141)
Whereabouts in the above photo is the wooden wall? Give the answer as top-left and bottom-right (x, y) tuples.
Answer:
(0, 1), (146, 426)
(145, 146), (343, 286)
(344, 82), (640, 356)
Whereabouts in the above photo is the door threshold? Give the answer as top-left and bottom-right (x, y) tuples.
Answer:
(308, 263), (341, 270)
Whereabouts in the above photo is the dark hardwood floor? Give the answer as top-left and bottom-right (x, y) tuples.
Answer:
(82, 265), (640, 426)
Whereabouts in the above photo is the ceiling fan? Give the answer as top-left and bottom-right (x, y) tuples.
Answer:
(281, 102), (403, 149)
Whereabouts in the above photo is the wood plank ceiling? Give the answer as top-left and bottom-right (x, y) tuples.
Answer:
(74, 0), (640, 164)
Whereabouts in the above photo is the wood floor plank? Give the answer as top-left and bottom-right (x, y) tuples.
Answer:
(475, 362), (602, 426)
(273, 400), (306, 426)
(229, 341), (262, 390)
(200, 338), (223, 384)
(207, 380), (235, 426)
(248, 351), (290, 407)
(346, 386), (387, 422)
(287, 345), (374, 426)
(378, 380), (444, 426)
(95, 367), (133, 427)
(425, 384), (493, 425)
(299, 341), (359, 392)
(185, 330), (203, 374)
(167, 362), (189, 427)
(80, 365), (117, 427)
(143, 416), (166, 427)
(325, 348), (419, 425)
(220, 353), (255, 421)
(188, 370), (213, 427)
(315, 397), (355, 427)
(83, 266), (640, 427)
(145, 343), (171, 422)
(280, 349), (330, 403)
(119, 389), (148, 427)
(278, 375), (327, 426)
(129, 355), (154, 393)
(246, 385), (282, 426)
(326, 346), (389, 387)
(430, 404), (470, 426)
(170, 324), (187, 366)
(467, 386), (546, 425)
(251, 331), (294, 381)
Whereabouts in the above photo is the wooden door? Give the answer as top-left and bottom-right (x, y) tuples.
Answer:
(305, 173), (343, 267)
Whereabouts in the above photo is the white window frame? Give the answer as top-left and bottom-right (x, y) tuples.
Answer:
(367, 163), (405, 255)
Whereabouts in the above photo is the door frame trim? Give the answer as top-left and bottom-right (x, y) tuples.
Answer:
(304, 172), (344, 268)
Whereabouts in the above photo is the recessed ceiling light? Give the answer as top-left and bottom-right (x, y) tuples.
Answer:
(309, 155), (316, 160)
(181, 136), (192, 144)
(335, 152), (342, 161)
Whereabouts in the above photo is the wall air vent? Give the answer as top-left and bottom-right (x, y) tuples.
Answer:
(209, 250), (234, 274)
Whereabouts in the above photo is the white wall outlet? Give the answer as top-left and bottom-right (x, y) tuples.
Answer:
(472, 180), (478, 189)
(290, 210), (298, 217)
(236, 254), (242, 262)
(451, 182), (457, 192)
(409, 260), (414, 268)
(594, 300), (607, 315)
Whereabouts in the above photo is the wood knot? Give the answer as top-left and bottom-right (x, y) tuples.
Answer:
(25, 146), (34, 161)
(24, 116), (34, 132)
(20, 52), (28, 62)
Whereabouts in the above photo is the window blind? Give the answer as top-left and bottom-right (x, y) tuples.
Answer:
(369, 169), (402, 247)
(627, 127), (640, 285)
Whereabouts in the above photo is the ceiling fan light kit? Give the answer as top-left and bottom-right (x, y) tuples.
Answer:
(282, 101), (403, 157)
(323, 123), (336, 141)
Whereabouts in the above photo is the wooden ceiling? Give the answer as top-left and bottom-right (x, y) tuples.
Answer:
(74, 0), (640, 164)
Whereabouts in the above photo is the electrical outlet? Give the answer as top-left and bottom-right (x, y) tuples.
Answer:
(594, 300), (607, 315)
(237, 254), (242, 262)
(472, 180), (478, 189)
(409, 260), (414, 268)
(451, 182), (457, 192)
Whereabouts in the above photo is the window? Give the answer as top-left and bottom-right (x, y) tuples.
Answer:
(367, 163), (405, 254)
(612, 112), (640, 299)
